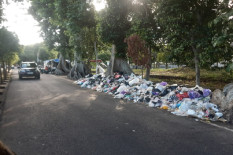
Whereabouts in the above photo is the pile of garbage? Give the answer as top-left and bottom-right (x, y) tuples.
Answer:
(74, 73), (224, 121)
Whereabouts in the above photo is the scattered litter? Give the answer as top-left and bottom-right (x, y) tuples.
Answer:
(75, 73), (224, 122)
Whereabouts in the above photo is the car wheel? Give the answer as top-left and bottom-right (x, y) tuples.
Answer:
(19, 75), (22, 79)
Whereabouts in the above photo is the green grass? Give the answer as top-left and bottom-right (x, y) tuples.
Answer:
(134, 67), (232, 90)
(134, 67), (232, 81)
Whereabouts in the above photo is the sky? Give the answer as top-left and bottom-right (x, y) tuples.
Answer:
(2, 0), (106, 46)
(2, 0), (43, 45)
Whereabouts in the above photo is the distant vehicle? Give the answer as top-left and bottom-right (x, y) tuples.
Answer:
(18, 62), (40, 79)
(41, 59), (59, 74)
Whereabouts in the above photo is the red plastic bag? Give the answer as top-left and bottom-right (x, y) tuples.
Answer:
(115, 74), (121, 79)
(176, 92), (189, 100)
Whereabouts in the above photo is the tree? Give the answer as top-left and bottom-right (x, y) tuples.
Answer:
(0, 0), (3, 24)
(125, 34), (150, 79)
(59, 0), (96, 79)
(19, 43), (57, 64)
(157, 51), (171, 69)
(130, 0), (161, 80)
(5, 52), (19, 72)
(208, 0), (233, 67)
(156, 0), (220, 86)
(0, 27), (20, 83)
(29, 0), (71, 74)
(39, 48), (58, 62)
(98, 50), (111, 64)
(29, 0), (96, 78)
(100, 0), (132, 75)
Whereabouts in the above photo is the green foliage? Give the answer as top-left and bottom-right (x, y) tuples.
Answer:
(99, 0), (131, 58)
(0, 27), (20, 59)
(130, 0), (159, 47)
(209, 1), (233, 66)
(156, 0), (228, 68)
(0, 1), (3, 24)
(20, 46), (37, 62)
(157, 52), (168, 63)
(19, 43), (56, 62)
(79, 27), (96, 61)
(226, 63), (233, 75)
(39, 47), (58, 61)
(98, 50), (111, 63)
(5, 52), (20, 65)
(28, 0), (232, 76)
(129, 0), (161, 66)
(29, 0), (96, 61)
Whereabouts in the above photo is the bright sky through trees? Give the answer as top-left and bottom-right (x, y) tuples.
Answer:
(2, 0), (43, 45)
(2, 0), (106, 45)
(93, 0), (106, 11)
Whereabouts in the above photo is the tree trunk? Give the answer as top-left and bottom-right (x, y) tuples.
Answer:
(107, 44), (116, 76)
(106, 44), (133, 76)
(6, 60), (8, 73)
(7, 59), (11, 73)
(156, 61), (160, 68)
(55, 53), (70, 75)
(141, 66), (144, 79)
(0, 64), (2, 84)
(165, 62), (168, 69)
(191, 45), (201, 86)
(67, 51), (90, 80)
(2, 61), (7, 80)
(145, 46), (152, 80)
(153, 63), (155, 69)
(113, 57), (133, 75)
(145, 67), (150, 80)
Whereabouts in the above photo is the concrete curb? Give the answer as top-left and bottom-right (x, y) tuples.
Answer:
(0, 71), (12, 120)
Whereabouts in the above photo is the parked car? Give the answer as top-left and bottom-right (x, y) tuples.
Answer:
(18, 62), (40, 79)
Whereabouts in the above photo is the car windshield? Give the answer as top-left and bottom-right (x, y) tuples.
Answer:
(21, 63), (37, 68)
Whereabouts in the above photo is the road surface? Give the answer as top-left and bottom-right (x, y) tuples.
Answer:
(0, 69), (233, 155)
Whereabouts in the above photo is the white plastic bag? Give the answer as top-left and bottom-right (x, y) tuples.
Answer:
(129, 78), (140, 86)
(117, 84), (127, 93)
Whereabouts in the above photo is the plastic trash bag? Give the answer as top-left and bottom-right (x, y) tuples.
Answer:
(178, 99), (192, 114)
(188, 90), (201, 99)
(148, 102), (155, 107)
(160, 81), (167, 86)
(139, 83), (148, 90)
(187, 109), (196, 116)
(81, 81), (89, 88)
(160, 104), (169, 110)
(117, 84), (127, 93)
(203, 89), (211, 97)
(114, 93), (124, 99)
(156, 83), (166, 92)
(129, 78), (140, 86)
(146, 86), (153, 91)
(215, 112), (223, 118)
(176, 92), (189, 100)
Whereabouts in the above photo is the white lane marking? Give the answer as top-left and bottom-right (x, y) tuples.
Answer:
(201, 121), (233, 133)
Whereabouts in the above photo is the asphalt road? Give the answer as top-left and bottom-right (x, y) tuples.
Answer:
(0, 69), (233, 155)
